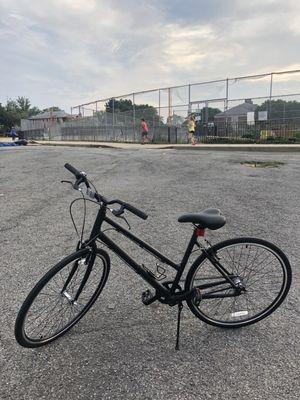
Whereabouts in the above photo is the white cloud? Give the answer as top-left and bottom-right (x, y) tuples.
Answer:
(0, 0), (299, 111)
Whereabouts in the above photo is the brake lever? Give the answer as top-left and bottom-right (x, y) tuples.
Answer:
(112, 205), (125, 217)
(74, 177), (85, 190)
(119, 215), (131, 230)
(61, 178), (84, 191)
(61, 180), (74, 188)
(111, 207), (131, 229)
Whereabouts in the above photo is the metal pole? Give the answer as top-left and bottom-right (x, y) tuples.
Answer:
(105, 110), (108, 140)
(188, 84), (191, 114)
(156, 89), (161, 143)
(133, 93), (136, 143)
(49, 107), (53, 141)
(158, 89), (161, 122)
(205, 101), (209, 123)
(283, 101), (286, 138)
(269, 73), (273, 120)
(112, 98), (115, 139)
(167, 88), (171, 143)
(225, 78), (229, 110)
(168, 87), (172, 125)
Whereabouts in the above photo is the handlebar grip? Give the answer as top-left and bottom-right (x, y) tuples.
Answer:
(64, 163), (82, 179)
(123, 203), (148, 220)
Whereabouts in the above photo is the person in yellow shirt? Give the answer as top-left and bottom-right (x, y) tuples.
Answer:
(187, 115), (197, 145)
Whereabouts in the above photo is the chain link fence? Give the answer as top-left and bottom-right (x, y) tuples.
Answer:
(22, 69), (300, 143)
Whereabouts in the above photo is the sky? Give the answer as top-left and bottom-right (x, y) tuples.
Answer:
(1, 0), (300, 112)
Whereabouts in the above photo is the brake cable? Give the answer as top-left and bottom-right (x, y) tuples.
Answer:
(63, 177), (134, 244)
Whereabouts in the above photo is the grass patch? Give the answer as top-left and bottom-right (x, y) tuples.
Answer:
(201, 136), (300, 144)
(241, 160), (284, 168)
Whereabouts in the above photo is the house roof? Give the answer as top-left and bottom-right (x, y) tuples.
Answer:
(215, 102), (257, 118)
(28, 110), (71, 120)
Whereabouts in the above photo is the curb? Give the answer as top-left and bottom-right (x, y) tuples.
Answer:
(34, 141), (300, 152)
(36, 141), (175, 150)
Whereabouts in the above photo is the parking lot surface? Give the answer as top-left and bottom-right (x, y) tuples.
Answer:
(0, 146), (299, 400)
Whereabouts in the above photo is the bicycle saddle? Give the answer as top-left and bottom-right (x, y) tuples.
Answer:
(178, 208), (226, 230)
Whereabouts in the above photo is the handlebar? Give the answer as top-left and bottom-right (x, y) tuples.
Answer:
(64, 163), (84, 179)
(64, 163), (148, 220)
(122, 202), (148, 220)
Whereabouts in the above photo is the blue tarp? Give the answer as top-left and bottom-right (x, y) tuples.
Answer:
(0, 142), (17, 147)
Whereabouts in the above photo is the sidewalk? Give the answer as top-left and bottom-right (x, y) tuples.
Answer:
(35, 139), (300, 152)
(1, 137), (300, 151)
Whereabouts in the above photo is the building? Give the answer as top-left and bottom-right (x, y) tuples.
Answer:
(21, 110), (71, 131)
(214, 99), (257, 135)
(21, 110), (74, 139)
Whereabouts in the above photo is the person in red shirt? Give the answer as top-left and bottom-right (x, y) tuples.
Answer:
(140, 118), (150, 144)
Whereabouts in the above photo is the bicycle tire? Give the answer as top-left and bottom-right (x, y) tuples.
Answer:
(185, 237), (292, 328)
(15, 247), (110, 348)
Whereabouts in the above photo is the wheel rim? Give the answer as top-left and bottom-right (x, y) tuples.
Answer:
(190, 242), (288, 325)
(22, 252), (107, 343)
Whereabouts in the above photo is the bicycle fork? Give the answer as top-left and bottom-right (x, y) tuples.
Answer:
(61, 248), (96, 304)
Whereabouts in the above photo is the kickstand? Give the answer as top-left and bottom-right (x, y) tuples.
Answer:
(175, 302), (183, 351)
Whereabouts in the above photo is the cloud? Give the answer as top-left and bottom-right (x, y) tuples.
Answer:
(0, 0), (299, 111)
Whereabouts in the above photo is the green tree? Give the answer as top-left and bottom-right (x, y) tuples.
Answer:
(256, 99), (300, 119)
(0, 97), (42, 132)
(192, 107), (221, 123)
(42, 106), (62, 112)
(29, 106), (42, 116)
(16, 96), (31, 113)
(105, 98), (163, 124)
(105, 98), (133, 113)
(0, 103), (17, 132)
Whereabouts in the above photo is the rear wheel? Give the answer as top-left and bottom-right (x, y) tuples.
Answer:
(185, 237), (291, 328)
(15, 248), (110, 347)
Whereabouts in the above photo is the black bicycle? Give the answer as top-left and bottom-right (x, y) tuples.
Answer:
(15, 163), (292, 349)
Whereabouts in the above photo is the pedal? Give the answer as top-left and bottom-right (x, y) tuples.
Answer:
(142, 289), (158, 305)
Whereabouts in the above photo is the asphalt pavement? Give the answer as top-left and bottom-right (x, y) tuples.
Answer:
(0, 145), (299, 399)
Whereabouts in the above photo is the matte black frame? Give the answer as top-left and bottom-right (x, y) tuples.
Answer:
(86, 204), (235, 302)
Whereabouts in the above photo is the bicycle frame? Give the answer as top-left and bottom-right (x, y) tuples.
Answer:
(82, 203), (236, 305)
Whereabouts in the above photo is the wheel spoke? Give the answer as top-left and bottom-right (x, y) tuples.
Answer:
(18, 251), (108, 345)
(188, 240), (290, 326)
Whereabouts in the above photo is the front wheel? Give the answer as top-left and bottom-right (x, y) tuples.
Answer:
(15, 248), (110, 347)
(185, 237), (292, 328)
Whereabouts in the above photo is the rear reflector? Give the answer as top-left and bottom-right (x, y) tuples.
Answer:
(195, 228), (205, 237)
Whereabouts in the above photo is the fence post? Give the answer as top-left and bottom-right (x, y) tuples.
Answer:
(168, 87), (172, 126)
(158, 89), (161, 143)
(105, 111), (108, 140)
(158, 89), (161, 119)
(269, 73), (273, 119)
(112, 98), (115, 140)
(225, 78), (229, 110)
(133, 93), (136, 143)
